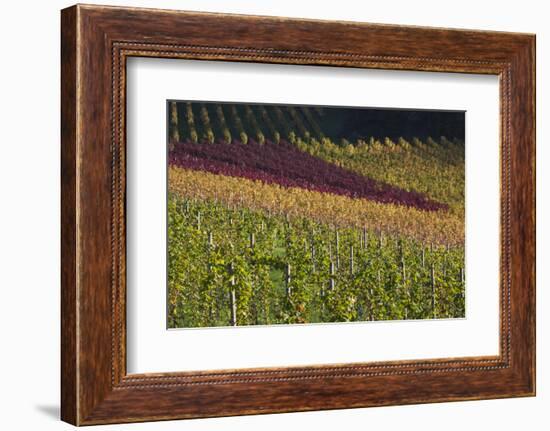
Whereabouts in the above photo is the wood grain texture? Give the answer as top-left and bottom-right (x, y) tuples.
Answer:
(60, 5), (78, 425)
(60, 4), (536, 425)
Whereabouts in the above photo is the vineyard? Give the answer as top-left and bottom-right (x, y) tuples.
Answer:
(167, 101), (465, 328)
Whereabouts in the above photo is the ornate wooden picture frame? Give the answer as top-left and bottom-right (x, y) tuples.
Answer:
(61, 4), (535, 425)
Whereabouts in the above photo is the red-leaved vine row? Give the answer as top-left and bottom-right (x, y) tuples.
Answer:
(168, 139), (448, 212)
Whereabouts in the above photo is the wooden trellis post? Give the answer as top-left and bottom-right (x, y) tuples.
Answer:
(460, 266), (465, 301)
(431, 263), (436, 318)
(369, 287), (374, 321)
(249, 232), (255, 249)
(335, 230), (340, 269)
(349, 245), (354, 275)
(206, 232), (214, 273)
(311, 243), (316, 273)
(329, 261), (335, 291)
(229, 263), (237, 327)
(286, 263), (292, 297)
(197, 211), (201, 231)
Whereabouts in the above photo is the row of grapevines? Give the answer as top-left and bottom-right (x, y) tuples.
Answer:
(171, 102), (463, 156)
(169, 102), (464, 212)
(169, 166), (464, 245)
(168, 195), (465, 328)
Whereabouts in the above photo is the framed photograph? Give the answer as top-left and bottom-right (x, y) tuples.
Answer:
(61, 4), (535, 425)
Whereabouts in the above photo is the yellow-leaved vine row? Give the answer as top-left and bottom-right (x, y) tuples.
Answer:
(169, 166), (464, 246)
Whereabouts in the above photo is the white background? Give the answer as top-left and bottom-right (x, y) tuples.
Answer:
(127, 59), (499, 373)
(0, 0), (547, 430)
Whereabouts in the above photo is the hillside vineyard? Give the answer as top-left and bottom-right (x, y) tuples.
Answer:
(167, 101), (465, 328)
